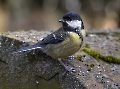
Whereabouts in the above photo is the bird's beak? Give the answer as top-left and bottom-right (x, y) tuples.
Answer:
(58, 19), (65, 23)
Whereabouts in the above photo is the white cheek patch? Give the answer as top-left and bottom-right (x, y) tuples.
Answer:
(67, 20), (82, 29)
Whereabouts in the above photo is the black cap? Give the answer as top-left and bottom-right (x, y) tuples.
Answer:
(63, 11), (81, 21)
(60, 11), (84, 29)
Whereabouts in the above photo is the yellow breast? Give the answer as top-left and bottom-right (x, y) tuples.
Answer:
(45, 32), (82, 59)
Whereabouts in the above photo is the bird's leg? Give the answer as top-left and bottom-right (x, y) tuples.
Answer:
(58, 58), (76, 76)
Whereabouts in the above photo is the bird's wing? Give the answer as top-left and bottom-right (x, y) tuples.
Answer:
(41, 27), (65, 44)
(42, 33), (64, 44)
(12, 43), (42, 54)
(12, 28), (65, 54)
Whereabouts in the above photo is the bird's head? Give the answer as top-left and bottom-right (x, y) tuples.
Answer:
(59, 11), (84, 30)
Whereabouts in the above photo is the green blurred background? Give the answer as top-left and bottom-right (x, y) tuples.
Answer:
(0, 0), (120, 31)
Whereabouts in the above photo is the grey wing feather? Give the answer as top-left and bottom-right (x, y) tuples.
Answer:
(12, 43), (42, 54)
(41, 33), (64, 44)
(12, 29), (65, 54)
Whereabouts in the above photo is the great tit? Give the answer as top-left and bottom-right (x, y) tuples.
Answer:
(13, 11), (85, 72)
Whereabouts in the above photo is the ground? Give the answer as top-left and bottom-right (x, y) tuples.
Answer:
(0, 29), (120, 89)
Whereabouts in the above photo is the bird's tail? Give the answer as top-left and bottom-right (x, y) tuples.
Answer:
(12, 43), (44, 54)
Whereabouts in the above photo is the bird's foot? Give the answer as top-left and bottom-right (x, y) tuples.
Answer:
(61, 67), (76, 77)
(58, 58), (76, 77)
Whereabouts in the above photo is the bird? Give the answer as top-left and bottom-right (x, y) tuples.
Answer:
(13, 11), (85, 72)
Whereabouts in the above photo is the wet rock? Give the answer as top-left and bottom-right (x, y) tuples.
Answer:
(0, 30), (120, 89)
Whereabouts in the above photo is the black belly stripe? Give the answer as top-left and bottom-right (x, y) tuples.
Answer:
(77, 31), (83, 47)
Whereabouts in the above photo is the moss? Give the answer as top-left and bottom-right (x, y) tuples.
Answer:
(82, 48), (120, 64)
(115, 48), (119, 51)
(86, 64), (94, 71)
(106, 36), (109, 39)
(77, 55), (82, 61)
(116, 37), (120, 41)
(87, 68), (91, 71)
(84, 44), (90, 48)
(112, 33), (120, 37)
(90, 64), (95, 68)
(118, 86), (120, 89)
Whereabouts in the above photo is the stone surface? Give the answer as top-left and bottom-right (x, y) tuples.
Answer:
(0, 30), (120, 89)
